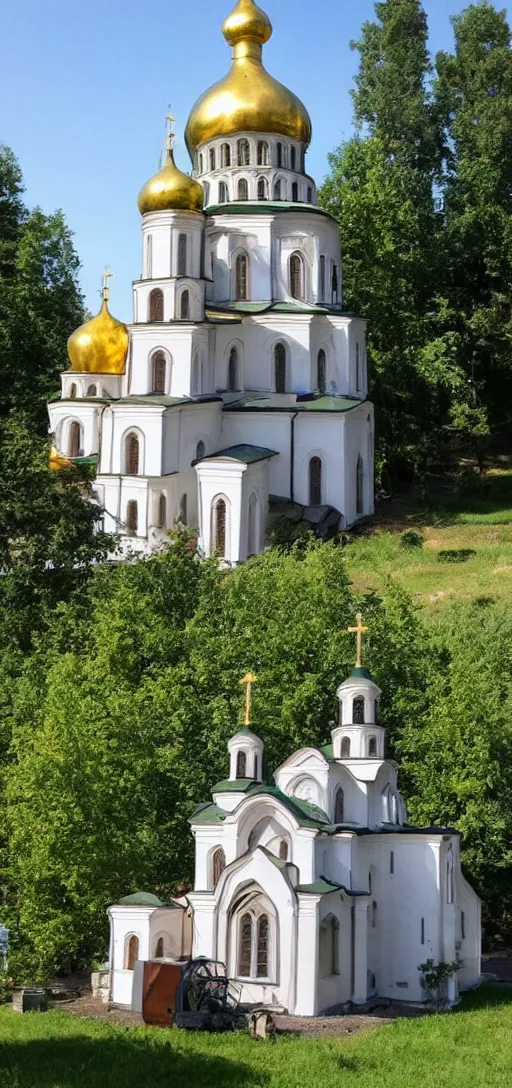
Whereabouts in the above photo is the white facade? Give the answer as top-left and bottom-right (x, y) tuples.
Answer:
(186, 667), (481, 1015)
(48, 9), (374, 563)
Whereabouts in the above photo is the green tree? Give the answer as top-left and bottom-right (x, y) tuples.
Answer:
(435, 2), (512, 453)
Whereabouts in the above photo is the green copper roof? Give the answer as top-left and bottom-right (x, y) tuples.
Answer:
(118, 892), (175, 907)
(247, 786), (331, 829)
(71, 454), (98, 466)
(115, 395), (221, 408)
(203, 300), (337, 318)
(205, 201), (336, 222)
(225, 393), (363, 414)
(296, 879), (343, 895)
(197, 444), (278, 465)
(321, 743), (334, 760)
(212, 778), (258, 793)
(350, 667), (373, 681)
(189, 802), (228, 825)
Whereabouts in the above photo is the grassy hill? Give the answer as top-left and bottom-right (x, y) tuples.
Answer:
(345, 461), (512, 614)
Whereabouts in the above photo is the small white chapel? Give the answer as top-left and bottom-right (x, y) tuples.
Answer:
(107, 619), (481, 1015)
(48, 0), (374, 563)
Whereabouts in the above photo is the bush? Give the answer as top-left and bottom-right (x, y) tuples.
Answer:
(455, 467), (490, 498)
(400, 529), (424, 549)
(437, 549), (477, 564)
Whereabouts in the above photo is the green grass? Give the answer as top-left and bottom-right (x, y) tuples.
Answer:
(345, 466), (512, 611)
(0, 984), (511, 1088)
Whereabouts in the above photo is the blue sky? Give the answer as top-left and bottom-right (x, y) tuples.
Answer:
(2, 0), (508, 320)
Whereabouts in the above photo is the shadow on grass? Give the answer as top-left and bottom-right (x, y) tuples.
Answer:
(0, 1033), (269, 1088)
(458, 982), (512, 1012)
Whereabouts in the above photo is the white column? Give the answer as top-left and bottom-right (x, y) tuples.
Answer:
(295, 895), (320, 1015)
(187, 894), (216, 959)
(352, 898), (368, 1004)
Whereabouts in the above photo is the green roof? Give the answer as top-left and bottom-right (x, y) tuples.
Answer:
(296, 879), (369, 896)
(247, 785), (332, 829)
(71, 454), (98, 466)
(197, 443), (278, 465)
(118, 891), (175, 907)
(225, 393), (364, 414)
(204, 201), (336, 222)
(204, 300), (337, 318)
(212, 778), (258, 793)
(350, 667), (373, 681)
(189, 802), (228, 825)
(321, 743), (334, 760)
(115, 395), (221, 408)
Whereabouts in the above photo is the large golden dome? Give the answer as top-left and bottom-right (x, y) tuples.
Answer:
(185, 0), (312, 154)
(138, 147), (204, 215)
(67, 288), (129, 375)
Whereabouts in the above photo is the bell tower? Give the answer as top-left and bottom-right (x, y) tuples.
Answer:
(332, 615), (385, 760)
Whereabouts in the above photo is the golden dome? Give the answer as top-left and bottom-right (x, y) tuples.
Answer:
(67, 289), (129, 375)
(185, 0), (312, 154)
(49, 445), (72, 472)
(138, 147), (204, 215)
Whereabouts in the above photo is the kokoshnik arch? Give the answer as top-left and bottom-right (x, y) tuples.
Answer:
(48, 0), (374, 563)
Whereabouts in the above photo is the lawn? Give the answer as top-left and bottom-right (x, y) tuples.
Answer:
(0, 984), (511, 1088)
(345, 465), (512, 612)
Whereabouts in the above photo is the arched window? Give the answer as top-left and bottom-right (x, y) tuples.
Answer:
(212, 497), (227, 558)
(341, 736), (351, 758)
(191, 353), (202, 396)
(151, 351), (166, 394)
(209, 147), (216, 171)
(236, 750), (247, 778)
(68, 421), (81, 458)
(212, 847), (226, 889)
(273, 179), (282, 200)
(276, 142), (283, 167)
(317, 349), (326, 394)
(238, 913), (252, 976)
(290, 146), (296, 171)
(289, 252), (303, 300)
(319, 916), (339, 978)
(353, 696), (365, 724)
(237, 139), (250, 166)
(307, 186), (313, 203)
(126, 500), (138, 535)
(177, 234), (187, 277)
(149, 288), (163, 322)
(86, 384), (97, 397)
(69, 383), (77, 399)
(309, 455), (322, 505)
(220, 143), (231, 167)
(368, 736), (377, 757)
(199, 153), (204, 174)
(257, 176), (268, 200)
(256, 915), (269, 977)
(219, 181), (229, 204)
(274, 342), (286, 393)
(235, 253), (248, 300)
(195, 440), (205, 460)
(278, 839), (288, 861)
(334, 787), (344, 824)
(155, 937), (164, 958)
(356, 454), (364, 515)
(125, 935), (139, 970)
(291, 181), (299, 202)
(237, 177), (249, 201)
(228, 346), (239, 391)
(203, 181), (210, 206)
(248, 493), (258, 556)
(179, 493), (187, 525)
(180, 290), (190, 320)
(125, 433), (139, 475)
(146, 234), (153, 278)
(158, 494), (167, 529)
(319, 255), (326, 300)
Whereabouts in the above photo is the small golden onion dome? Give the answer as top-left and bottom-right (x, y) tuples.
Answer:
(185, 0), (312, 154)
(67, 292), (129, 375)
(49, 445), (73, 472)
(137, 148), (204, 215)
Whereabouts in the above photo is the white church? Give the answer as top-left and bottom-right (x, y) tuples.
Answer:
(107, 625), (481, 1016)
(48, 0), (374, 563)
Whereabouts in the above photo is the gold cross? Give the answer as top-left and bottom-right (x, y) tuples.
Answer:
(165, 107), (176, 152)
(240, 672), (258, 725)
(102, 266), (114, 300)
(347, 612), (368, 669)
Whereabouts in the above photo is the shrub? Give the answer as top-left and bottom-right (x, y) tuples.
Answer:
(437, 549), (477, 564)
(400, 529), (424, 549)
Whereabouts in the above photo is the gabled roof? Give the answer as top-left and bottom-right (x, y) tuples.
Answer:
(196, 443), (278, 465)
(189, 784), (333, 830)
(224, 393), (364, 414)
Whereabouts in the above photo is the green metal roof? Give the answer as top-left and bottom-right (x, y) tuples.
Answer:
(197, 443), (278, 465)
(204, 300), (336, 318)
(296, 879), (369, 896)
(247, 785), (332, 829)
(225, 393), (364, 414)
(350, 667), (373, 681)
(204, 201), (336, 222)
(189, 802), (228, 825)
(212, 778), (258, 793)
(115, 395), (221, 408)
(71, 454), (98, 466)
(118, 891), (176, 907)
(321, 743), (334, 760)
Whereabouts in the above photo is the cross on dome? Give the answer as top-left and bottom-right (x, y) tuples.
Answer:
(347, 613), (368, 670)
(240, 672), (258, 725)
(101, 266), (114, 302)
